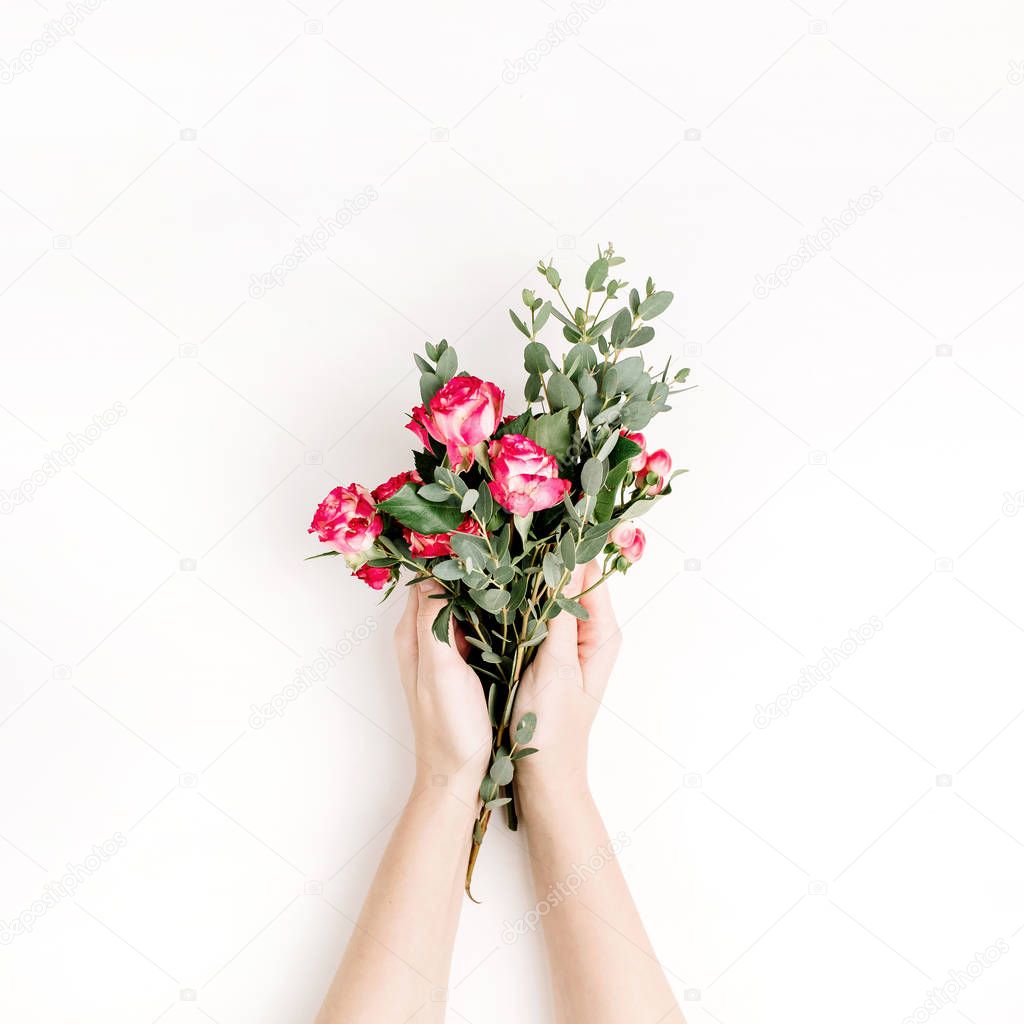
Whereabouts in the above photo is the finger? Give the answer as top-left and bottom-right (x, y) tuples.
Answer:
(393, 586), (419, 689)
(543, 563), (586, 665)
(577, 560), (621, 691)
(452, 621), (471, 662)
(414, 579), (460, 668)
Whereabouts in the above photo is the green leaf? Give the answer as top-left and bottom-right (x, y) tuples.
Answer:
(513, 512), (533, 544)
(629, 288), (640, 315)
(514, 712), (537, 745)
(526, 409), (571, 458)
(460, 489), (478, 513)
(581, 457), (607, 495)
(610, 308), (632, 347)
(615, 357), (645, 392)
(619, 400), (656, 430)
(542, 552), (564, 589)
(675, 367), (691, 382)
(490, 756), (514, 786)
(525, 372), (542, 403)
(433, 559), (465, 581)
(485, 797), (512, 811)
(480, 776), (499, 802)
(524, 341), (553, 374)
(559, 531), (576, 570)
(413, 352), (433, 374)
(511, 747), (538, 760)
(594, 460), (630, 522)
(419, 372), (442, 405)
(556, 595), (590, 620)
(436, 347), (457, 382)
(431, 602), (452, 644)
(609, 435), (642, 466)
(470, 588), (510, 613)
(626, 325), (655, 348)
(509, 309), (531, 338)
(475, 484), (494, 521)
(585, 258), (609, 290)
(304, 550), (340, 561)
(638, 291), (673, 320)
(547, 372), (581, 412)
(418, 482), (451, 502)
(544, 265), (561, 288)
(377, 484), (464, 534)
(532, 300), (553, 335)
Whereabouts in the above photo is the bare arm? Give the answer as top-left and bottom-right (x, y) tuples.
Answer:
(315, 582), (490, 1024)
(514, 562), (685, 1024)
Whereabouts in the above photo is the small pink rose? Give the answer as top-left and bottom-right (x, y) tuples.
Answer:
(404, 514), (482, 559)
(353, 563), (392, 590)
(308, 483), (382, 555)
(609, 522), (646, 563)
(428, 375), (504, 471)
(637, 448), (671, 495)
(371, 470), (423, 503)
(487, 434), (571, 516)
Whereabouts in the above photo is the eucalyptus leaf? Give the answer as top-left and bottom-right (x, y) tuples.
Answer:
(514, 712), (537, 745)
(581, 457), (607, 495)
(638, 290), (674, 320)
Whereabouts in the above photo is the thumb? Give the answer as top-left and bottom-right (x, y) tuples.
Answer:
(543, 563), (586, 665)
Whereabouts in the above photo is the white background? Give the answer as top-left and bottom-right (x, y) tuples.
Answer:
(1, 0), (1023, 1021)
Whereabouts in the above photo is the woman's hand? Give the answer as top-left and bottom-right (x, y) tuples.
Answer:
(393, 580), (492, 802)
(513, 560), (621, 800)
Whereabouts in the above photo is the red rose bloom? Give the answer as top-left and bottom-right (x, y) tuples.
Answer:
(372, 469), (423, 503)
(404, 514), (482, 558)
(308, 483), (382, 555)
(353, 563), (393, 590)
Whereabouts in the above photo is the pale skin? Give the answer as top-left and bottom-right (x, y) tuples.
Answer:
(315, 562), (684, 1024)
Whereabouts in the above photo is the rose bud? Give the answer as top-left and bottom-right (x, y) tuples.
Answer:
(405, 405), (433, 448)
(353, 563), (393, 590)
(371, 469), (422, 503)
(609, 521), (646, 564)
(620, 430), (648, 472)
(308, 483), (382, 555)
(428, 375), (504, 471)
(487, 434), (572, 515)
(637, 448), (671, 495)
(404, 514), (482, 558)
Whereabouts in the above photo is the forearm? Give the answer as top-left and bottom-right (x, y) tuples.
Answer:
(316, 777), (476, 1024)
(519, 778), (684, 1024)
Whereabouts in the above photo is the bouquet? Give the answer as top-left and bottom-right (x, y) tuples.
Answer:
(307, 244), (691, 897)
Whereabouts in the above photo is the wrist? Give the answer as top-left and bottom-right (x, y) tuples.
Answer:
(411, 766), (482, 816)
(514, 761), (592, 819)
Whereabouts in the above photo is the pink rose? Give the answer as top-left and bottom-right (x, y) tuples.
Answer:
(308, 483), (382, 555)
(620, 430), (648, 473)
(428, 375), (504, 471)
(353, 563), (392, 590)
(405, 405), (433, 448)
(372, 469), (422, 503)
(637, 448), (671, 495)
(609, 522), (646, 563)
(404, 514), (482, 558)
(487, 434), (572, 516)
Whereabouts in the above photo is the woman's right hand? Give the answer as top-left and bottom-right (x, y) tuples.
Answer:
(512, 561), (622, 800)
